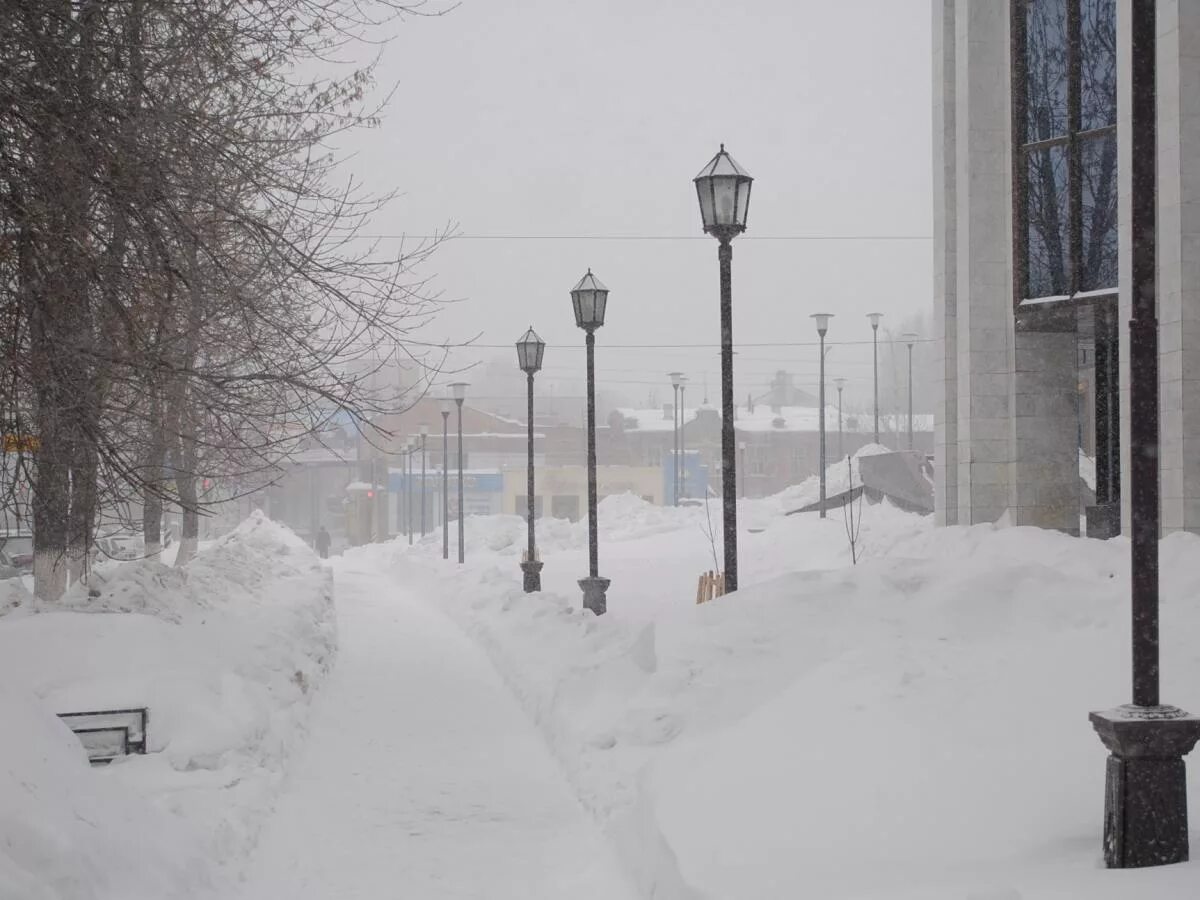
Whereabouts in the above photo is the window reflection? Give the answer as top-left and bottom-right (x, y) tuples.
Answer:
(1018, 0), (1117, 300)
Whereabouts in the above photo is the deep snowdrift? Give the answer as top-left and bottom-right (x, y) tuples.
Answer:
(0, 512), (335, 900)
(380, 484), (1200, 899)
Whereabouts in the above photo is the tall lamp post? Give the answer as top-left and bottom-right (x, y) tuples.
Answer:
(1090, 2), (1200, 869)
(441, 398), (450, 560)
(419, 425), (428, 537)
(834, 377), (846, 460)
(571, 269), (610, 615)
(668, 372), (683, 506)
(406, 439), (414, 545)
(450, 382), (468, 564)
(867, 313), (882, 444)
(678, 375), (688, 500)
(902, 332), (918, 451)
(811, 314), (833, 518)
(517, 327), (545, 593)
(694, 144), (753, 593)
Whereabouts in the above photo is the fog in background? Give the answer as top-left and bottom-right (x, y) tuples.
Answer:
(338, 0), (935, 423)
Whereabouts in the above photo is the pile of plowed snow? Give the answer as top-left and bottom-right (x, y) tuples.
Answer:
(0, 512), (335, 899)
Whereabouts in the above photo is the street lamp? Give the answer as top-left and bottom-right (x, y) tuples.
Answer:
(811, 313), (833, 518)
(571, 269), (610, 615)
(668, 371), (683, 506)
(902, 332), (918, 451)
(450, 381), (468, 564)
(834, 377), (846, 460)
(441, 397), (450, 560)
(419, 424), (429, 537)
(1089, 4), (1200, 869)
(679, 375), (688, 500)
(867, 313), (883, 445)
(516, 326), (545, 593)
(694, 143), (753, 593)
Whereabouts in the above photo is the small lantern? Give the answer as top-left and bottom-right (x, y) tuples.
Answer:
(450, 382), (469, 403)
(419, 424), (429, 437)
(811, 313), (833, 336)
(440, 397), (451, 415)
(867, 312), (883, 330)
(570, 270), (608, 330)
(694, 144), (753, 237)
(516, 326), (546, 374)
(903, 332), (920, 348)
(668, 371), (683, 388)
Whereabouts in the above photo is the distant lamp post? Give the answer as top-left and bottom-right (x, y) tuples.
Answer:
(419, 425), (429, 537)
(811, 313), (833, 518)
(834, 377), (846, 460)
(739, 440), (747, 499)
(440, 398), (450, 560)
(867, 313), (883, 444)
(694, 143), (753, 593)
(1090, 4), (1200, 870)
(516, 326), (546, 593)
(678, 375), (688, 500)
(405, 439), (414, 545)
(450, 381), (469, 564)
(902, 332), (919, 451)
(571, 269), (610, 615)
(668, 371), (683, 506)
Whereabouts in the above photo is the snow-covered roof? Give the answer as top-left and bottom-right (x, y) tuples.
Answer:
(614, 405), (933, 434)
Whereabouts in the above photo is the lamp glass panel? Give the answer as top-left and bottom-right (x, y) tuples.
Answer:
(735, 179), (751, 228)
(696, 181), (716, 229)
(712, 177), (738, 226)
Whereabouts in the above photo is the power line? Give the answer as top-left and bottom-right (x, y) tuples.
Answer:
(359, 233), (934, 242)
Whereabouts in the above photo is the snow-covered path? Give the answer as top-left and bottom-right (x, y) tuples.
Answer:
(238, 561), (635, 899)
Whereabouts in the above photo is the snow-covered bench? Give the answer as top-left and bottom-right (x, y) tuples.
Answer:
(58, 708), (148, 765)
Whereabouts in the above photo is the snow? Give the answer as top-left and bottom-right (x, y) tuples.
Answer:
(1080, 449), (1097, 493)
(365, 486), (1200, 899)
(239, 564), (635, 899)
(0, 512), (335, 898)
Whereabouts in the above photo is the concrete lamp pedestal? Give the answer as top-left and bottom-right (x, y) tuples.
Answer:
(520, 560), (543, 593)
(578, 576), (610, 617)
(1090, 706), (1200, 868)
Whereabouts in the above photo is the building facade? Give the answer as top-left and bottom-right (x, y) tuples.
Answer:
(934, 0), (1200, 535)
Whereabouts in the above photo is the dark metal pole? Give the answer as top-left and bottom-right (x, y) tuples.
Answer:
(407, 449), (413, 545)
(420, 435), (427, 537)
(1129, 5), (1158, 710)
(521, 372), (542, 592)
(837, 385), (844, 460)
(441, 411), (449, 560)
(679, 383), (687, 500)
(1089, 4), (1200, 870)
(719, 240), (738, 591)
(456, 400), (465, 564)
(577, 329), (609, 615)
(672, 382), (680, 507)
(907, 344), (915, 452)
(586, 332), (599, 580)
(818, 333), (827, 519)
(873, 325), (880, 444)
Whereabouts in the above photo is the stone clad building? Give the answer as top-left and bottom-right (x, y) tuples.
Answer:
(934, 0), (1200, 536)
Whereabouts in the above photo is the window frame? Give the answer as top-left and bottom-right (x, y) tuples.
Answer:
(1012, 0), (1118, 307)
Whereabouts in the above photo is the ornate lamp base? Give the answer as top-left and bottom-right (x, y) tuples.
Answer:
(578, 576), (610, 616)
(1090, 705), (1200, 868)
(519, 560), (543, 593)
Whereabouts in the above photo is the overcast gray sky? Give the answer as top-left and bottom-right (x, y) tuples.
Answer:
(341, 0), (933, 415)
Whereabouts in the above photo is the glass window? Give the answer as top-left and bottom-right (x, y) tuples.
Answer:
(1025, 0), (1069, 142)
(1080, 131), (1118, 291)
(1016, 0), (1117, 301)
(1026, 144), (1070, 297)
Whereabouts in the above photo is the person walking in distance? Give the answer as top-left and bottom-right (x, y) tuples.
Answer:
(315, 525), (331, 560)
